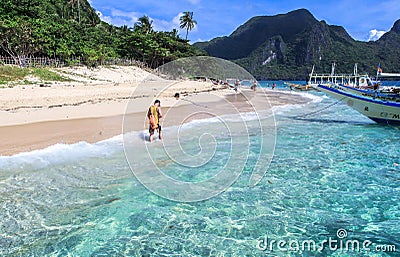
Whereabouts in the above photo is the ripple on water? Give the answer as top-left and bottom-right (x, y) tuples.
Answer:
(1, 94), (399, 256)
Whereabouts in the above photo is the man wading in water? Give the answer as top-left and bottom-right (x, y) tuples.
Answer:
(147, 99), (163, 142)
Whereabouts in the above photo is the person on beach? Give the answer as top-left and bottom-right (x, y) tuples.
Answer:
(252, 80), (257, 91)
(272, 83), (276, 90)
(147, 99), (162, 142)
(234, 79), (240, 93)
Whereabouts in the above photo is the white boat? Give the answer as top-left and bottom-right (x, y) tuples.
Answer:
(309, 64), (400, 125)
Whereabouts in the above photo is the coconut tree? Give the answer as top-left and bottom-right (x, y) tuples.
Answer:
(134, 15), (153, 34)
(179, 12), (197, 40)
(170, 28), (179, 39)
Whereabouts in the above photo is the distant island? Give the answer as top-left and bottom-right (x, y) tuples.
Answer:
(194, 9), (400, 80)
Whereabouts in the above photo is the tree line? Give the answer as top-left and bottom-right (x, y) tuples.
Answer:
(0, 0), (203, 68)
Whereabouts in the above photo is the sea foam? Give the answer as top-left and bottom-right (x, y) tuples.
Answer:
(0, 136), (125, 172)
(0, 91), (314, 167)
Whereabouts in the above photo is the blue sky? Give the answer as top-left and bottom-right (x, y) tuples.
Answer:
(90, 0), (400, 42)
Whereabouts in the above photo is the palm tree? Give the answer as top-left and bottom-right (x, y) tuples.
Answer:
(179, 12), (197, 40)
(134, 15), (153, 34)
(170, 28), (179, 39)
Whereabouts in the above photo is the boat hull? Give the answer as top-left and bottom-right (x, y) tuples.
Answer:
(317, 84), (400, 124)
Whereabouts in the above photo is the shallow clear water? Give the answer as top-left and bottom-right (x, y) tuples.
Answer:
(1, 90), (399, 256)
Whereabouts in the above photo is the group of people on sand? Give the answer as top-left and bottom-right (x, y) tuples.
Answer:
(234, 79), (259, 93)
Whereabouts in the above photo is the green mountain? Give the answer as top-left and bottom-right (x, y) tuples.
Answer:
(194, 9), (400, 80)
(0, 0), (203, 67)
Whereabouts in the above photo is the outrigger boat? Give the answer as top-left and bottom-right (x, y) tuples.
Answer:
(308, 63), (400, 125)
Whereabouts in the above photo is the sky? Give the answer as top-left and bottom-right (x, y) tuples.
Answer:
(90, 0), (400, 43)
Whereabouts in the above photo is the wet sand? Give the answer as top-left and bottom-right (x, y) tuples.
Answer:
(0, 89), (309, 156)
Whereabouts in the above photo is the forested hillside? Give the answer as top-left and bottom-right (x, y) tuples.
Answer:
(0, 0), (204, 67)
(195, 9), (400, 80)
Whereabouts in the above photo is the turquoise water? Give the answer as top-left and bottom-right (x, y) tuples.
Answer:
(259, 80), (400, 88)
(258, 80), (306, 90)
(1, 90), (399, 256)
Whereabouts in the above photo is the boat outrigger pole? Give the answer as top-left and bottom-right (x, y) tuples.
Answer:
(330, 62), (336, 76)
(353, 63), (358, 85)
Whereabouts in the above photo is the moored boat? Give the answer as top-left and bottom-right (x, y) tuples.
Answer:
(309, 64), (400, 124)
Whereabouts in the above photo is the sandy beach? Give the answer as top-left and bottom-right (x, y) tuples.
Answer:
(0, 65), (309, 156)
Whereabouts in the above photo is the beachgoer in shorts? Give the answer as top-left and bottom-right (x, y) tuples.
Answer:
(234, 79), (240, 93)
(147, 99), (163, 142)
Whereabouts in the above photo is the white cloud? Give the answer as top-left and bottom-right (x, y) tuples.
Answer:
(96, 8), (140, 27)
(152, 13), (182, 32)
(160, 12), (198, 34)
(110, 9), (140, 20)
(368, 29), (386, 41)
(172, 12), (183, 28)
(96, 8), (197, 40)
(192, 38), (204, 43)
(151, 12), (198, 40)
(96, 11), (113, 24)
(97, 8), (185, 33)
(173, 12), (198, 34)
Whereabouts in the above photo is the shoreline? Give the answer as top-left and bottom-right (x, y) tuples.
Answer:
(0, 66), (313, 156)
(0, 89), (311, 156)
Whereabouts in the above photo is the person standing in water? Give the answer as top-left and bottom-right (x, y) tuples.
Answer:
(147, 99), (163, 142)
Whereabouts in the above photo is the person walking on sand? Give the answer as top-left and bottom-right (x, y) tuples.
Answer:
(234, 79), (240, 93)
(252, 80), (257, 91)
(147, 99), (162, 142)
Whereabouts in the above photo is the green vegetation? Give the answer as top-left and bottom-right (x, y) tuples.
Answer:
(0, 0), (204, 68)
(0, 66), (30, 84)
(0, 66), (70, 84)
(32, 68), (71, 81)
(195, 9), (400, 79)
